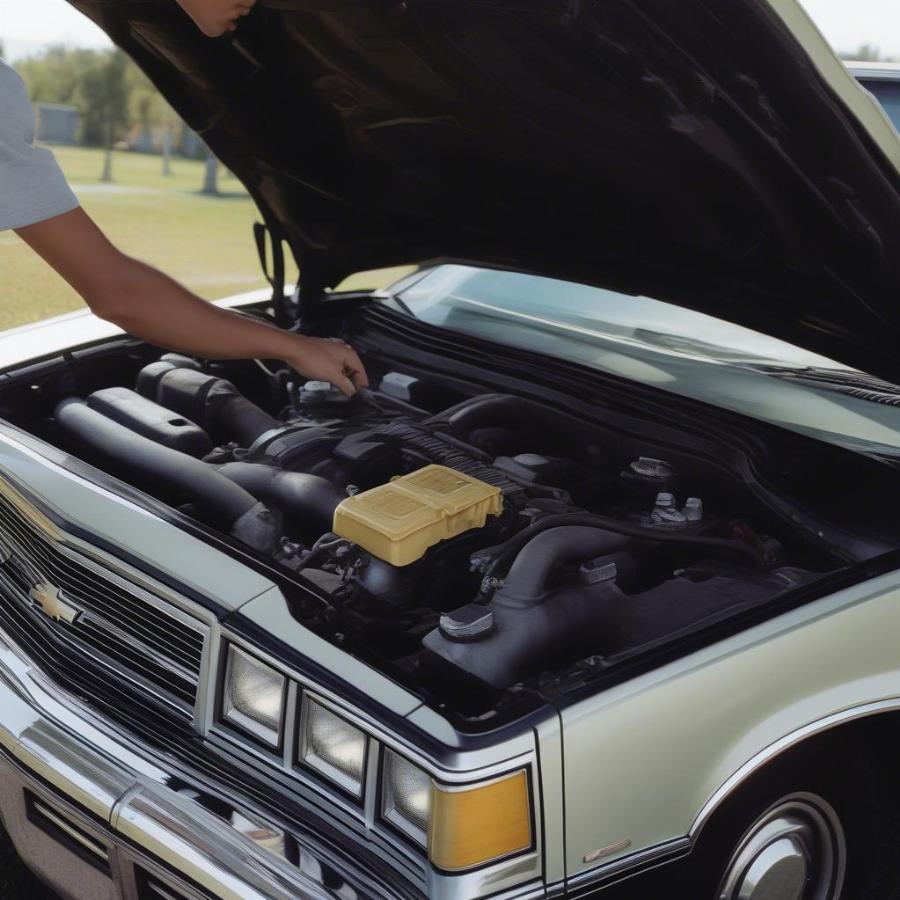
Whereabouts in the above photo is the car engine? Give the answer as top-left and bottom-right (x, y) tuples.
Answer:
(39, 349), (840, 706)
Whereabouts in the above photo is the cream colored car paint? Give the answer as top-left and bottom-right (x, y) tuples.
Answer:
(562, 570), (900, 878)
(0, 289), (278, 371)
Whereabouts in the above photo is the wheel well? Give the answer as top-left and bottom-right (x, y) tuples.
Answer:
(694, 706), (900, 842)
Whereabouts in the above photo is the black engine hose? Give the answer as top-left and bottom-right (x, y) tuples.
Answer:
(137, 362), (279, 447)
(498, 526), (634, 605)
(427, 394), (531, 436)
(55, 399), (261, 528)
(476, 512), (763, 583)
(216, 462), (344, 537)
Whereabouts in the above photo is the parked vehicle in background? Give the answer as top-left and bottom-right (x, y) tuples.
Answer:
(850, 61), (900, 130)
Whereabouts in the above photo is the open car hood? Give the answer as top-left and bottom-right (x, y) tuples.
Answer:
(70, 0), (900, 380)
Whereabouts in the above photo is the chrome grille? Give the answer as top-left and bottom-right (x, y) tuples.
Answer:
(0, 482), (206, 711)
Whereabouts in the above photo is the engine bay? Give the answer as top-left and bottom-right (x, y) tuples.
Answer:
(3, 317), (898, 726)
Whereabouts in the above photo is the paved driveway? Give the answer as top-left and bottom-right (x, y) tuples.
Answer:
(0, 826), (58, 899)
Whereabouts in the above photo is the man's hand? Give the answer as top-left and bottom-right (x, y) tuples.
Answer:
(174, 0), (257, 37)
(286, 336), (370, 397)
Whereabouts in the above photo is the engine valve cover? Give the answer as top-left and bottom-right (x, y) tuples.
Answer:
(333, 465), (503, 566)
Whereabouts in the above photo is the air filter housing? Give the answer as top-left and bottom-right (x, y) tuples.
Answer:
(333, 465), (503, 567)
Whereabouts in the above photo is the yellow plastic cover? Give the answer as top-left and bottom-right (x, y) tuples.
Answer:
(332, 465), (503, 567)
(429, 769), (532, 871)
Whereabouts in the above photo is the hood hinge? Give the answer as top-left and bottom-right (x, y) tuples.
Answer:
(253, 221), (295, 326)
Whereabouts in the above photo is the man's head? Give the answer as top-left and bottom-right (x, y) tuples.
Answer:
(174, 0), (257, 37)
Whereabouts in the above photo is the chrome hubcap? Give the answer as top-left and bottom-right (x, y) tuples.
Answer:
(717, 794), (845, 900)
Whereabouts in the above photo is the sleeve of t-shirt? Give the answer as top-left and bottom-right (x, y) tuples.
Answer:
(0, 60), (80, 231)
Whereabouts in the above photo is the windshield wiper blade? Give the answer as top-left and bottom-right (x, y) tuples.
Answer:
(765, 366), (900, 405)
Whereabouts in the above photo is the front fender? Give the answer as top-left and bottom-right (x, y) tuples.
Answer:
(559, 568), (900, 883)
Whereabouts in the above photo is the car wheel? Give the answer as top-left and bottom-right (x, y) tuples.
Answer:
(715, 792), (844, 900)
(693, 732), (900, 900)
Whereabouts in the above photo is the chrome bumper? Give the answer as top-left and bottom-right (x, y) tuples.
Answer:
(0, 636), (407, 900)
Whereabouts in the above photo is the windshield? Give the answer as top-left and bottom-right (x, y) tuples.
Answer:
(387, 265), (900, 458)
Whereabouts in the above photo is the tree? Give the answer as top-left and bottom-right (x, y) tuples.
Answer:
(17, 45), (179, 162)
(202, 147), (220, 195)
(161, 125), (173, 176)
(17, 45), (104, 111)
(127, 60), (178, 171)
(79, 50), (131, 181)
(839, 43), (898, 63)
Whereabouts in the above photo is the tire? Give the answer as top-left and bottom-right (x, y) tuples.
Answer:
(677, 729), (900, 900)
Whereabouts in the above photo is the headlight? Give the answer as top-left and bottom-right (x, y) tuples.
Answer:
(382, 751), (532, 872)
(222, 645), (285, 748)
(382, 749), (432, 845)
(299, 696), (368, 797)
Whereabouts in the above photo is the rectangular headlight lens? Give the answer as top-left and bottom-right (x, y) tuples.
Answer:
(222, 645), (285, 748)
(299, 696), (367, 797)
(382, 749), (432, 845)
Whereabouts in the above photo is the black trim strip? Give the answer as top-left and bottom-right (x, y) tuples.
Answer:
(25, 790), (111, 875)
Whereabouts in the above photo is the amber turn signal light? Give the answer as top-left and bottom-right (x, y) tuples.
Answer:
(428, 769), (531, 871)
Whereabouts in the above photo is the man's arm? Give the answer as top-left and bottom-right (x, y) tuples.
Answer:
(16, 207), (369, 396)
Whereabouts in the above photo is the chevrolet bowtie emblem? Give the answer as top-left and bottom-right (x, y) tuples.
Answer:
(29, 582), (81, 625)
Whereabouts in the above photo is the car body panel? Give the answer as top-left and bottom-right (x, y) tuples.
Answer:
(534, 714), (567, 887)
(561, 568), (900, 882)
(0, 288), (274, 372)
(764, 5), (900, 154)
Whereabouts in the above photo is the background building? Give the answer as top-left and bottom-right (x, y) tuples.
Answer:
(34, 102), (79, 145)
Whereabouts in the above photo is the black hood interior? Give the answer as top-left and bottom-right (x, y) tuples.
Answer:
(68, 0), (900, 378)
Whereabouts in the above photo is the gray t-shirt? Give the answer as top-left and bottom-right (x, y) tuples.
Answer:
(0, 59), (79, 230)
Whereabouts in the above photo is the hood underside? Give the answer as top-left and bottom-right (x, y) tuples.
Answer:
(69, 0), (900, 379)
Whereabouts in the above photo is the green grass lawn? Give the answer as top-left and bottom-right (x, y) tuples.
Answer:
(0, 145), (414, 333)
(0, 145), (275, 332)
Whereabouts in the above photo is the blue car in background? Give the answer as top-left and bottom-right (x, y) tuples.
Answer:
(851, 61), (900, 130)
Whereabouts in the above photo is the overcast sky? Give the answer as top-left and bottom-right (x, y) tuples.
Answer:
(2, 0), (899, 61)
